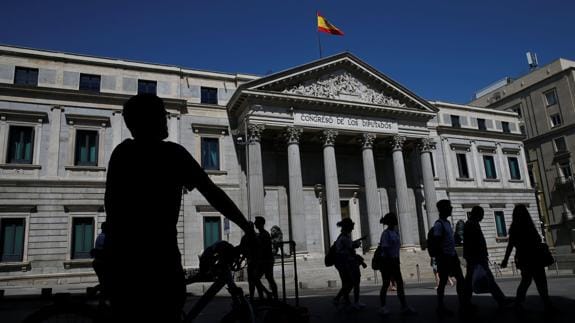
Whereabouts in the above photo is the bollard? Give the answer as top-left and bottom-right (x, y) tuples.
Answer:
(416, 264), (420, 284)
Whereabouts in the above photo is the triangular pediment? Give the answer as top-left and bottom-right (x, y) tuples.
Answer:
(277, 69), (407, 108)
(229, 53), (437, 114)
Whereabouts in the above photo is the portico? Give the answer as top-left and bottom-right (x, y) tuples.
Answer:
(227, 53), (439, 253)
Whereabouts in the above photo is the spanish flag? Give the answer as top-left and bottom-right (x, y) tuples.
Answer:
(317, 12), (344, 36)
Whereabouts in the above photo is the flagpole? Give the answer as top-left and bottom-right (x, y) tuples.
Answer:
(317, 30), (323, 59)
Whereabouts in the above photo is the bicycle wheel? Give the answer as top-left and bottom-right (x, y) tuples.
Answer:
(23, 303), (100, 323)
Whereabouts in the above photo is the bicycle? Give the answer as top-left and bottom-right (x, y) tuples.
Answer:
(24, 240), (302, 323)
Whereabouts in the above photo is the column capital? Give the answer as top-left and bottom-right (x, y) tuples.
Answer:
(390, 135), (406, 151)
(284, 126), (303, 144)
(247, 124), (265, 143)
(320, 129), (338, 147)
(418, 137), (436, 153)
(359, 133), (376, 150)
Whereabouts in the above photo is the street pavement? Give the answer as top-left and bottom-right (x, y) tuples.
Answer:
(1, 276), (574, 322)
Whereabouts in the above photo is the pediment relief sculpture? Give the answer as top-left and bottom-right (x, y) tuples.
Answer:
(281, 70), (406, 108)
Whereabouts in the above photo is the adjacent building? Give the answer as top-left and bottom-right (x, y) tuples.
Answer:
(0, 45), (537, 291)
(470, 59), (575, 269)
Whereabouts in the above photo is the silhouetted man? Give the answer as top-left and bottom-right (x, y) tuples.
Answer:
(463, 206), (511, 308)
(254, 216), (278, 300)
(104, 94), (254, 322)
(434, 199), (468, 316)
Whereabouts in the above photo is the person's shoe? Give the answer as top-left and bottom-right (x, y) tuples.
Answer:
(352, 302), (366, 310)
(401, 306), (417, 315)
(378, 306), (391, 316)
(436, 306), (454, 317)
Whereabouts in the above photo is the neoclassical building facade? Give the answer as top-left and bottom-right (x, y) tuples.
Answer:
(0, 45), (537, 291)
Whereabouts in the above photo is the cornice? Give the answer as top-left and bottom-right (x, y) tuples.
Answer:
(235, 90), (436, 120)
(0, 83), (187, 111)
(436, 126), (525, 141)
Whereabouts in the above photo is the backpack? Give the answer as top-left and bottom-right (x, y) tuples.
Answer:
(427, 220), (444, 258)
(324, 243), (337, 267)
(371, 245), (383, 270)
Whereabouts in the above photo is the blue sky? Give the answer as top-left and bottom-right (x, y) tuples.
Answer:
(1, 0), (573, 103)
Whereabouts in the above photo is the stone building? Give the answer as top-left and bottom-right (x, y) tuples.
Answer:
(0, 45), (537, 291)
(469, 59), (575, 269)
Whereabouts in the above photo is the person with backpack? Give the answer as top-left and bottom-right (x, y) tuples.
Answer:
(331, 218), (365, 310)
(463, 206), (511, 308)
(430, 199), (469, 317)
(377, 213), (415, 316)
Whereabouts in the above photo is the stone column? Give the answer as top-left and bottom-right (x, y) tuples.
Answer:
(111, 111), (123, 151)
(47, 106), (62, 177)
(470, 140), (483, 187)
(360, 133), (382, 247)
(418, 138), (439, 228)
(497, 143), (509, 188)
(247, 124), (266, 220)
(391, 135), (415, 247)
(284, 126), (307, 252)
(168, 114), (180, 143)
(518, 144), (531, 188)
(321, 129), (342, 245)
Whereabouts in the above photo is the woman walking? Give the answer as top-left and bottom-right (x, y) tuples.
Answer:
(501, 204), (554, 312)
(332, 218), (365, 310)
(377, 213), (415, 316)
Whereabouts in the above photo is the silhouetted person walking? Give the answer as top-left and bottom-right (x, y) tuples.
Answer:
(104, 94), (254, 322)
(463, 206), (510, 308)
(377, 213), (415, 316)
(433, 200), (468, 316)
(254, 216), (279, 300)
(501, 204), (554, 312)
(332, 218), (365, 310)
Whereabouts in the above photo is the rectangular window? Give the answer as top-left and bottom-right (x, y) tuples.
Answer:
(14, 67), (39, 86)
(456, 153), (469, 178)
(550, 114), (562, 128)
(560, 162), (573, 179)
(138, 80), (157, 95)
(71, 218), (94, 259)
(508, 157), (521, 180)
(544, 89), (558, 106)
(201, 87), (218, 104)
(203, 217), (221, 249)
(450, 115), (461, 128)
(520, 125), (526, 135)
(477, 118), (486, 131)
(79, 74), (101, 92)
(6, 126), (34, 164)
(75, 130), (99, 166)
(502, 121), (510, 133)
(554, 137), (567, 152)
(0, 218), (25, 262)
(483, 155), (497, 179)
(494, 211), (507, 238)
(201, 137), (220, 170)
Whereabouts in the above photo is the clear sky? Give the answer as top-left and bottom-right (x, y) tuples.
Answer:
(1, 0), (574, 103)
